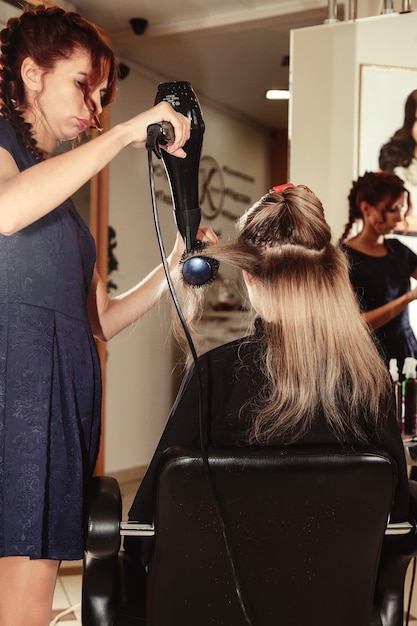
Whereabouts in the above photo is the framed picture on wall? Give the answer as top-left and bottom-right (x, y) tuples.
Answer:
(358, 64), (417, 233)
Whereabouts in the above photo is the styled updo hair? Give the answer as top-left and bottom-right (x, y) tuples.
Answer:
(0, 4), (118, 160)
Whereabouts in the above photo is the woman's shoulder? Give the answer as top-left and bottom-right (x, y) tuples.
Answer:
(341, 242), (380, 261)
(386, 237), (417, 274)
(342, 238), (414, 262)
(387, 237), (417, 256)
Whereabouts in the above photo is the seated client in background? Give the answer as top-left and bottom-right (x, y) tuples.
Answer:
(127, 184), (411, 568)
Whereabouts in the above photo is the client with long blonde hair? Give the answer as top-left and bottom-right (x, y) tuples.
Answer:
(128, 184), (411, 564)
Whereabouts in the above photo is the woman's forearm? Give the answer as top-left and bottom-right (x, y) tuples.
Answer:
(0, 124), (132, 235)
(363, 292), (415, 330)
(0, 101), (190, 235)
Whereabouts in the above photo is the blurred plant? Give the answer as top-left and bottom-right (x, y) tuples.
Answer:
(107, 225), (119, 293)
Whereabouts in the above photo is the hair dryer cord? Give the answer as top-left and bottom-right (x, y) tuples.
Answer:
(146, 145), (257, 626)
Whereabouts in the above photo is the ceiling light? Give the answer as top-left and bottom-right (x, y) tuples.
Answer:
(265, 89), (290, 101)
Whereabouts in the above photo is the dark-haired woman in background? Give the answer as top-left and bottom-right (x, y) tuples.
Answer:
(339, 171), (417, 374)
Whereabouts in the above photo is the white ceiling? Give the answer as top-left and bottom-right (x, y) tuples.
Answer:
(65, 0), (336, 133)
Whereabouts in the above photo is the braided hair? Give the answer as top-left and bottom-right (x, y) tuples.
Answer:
(339, 171), (410, 243)
(0, 4), (118, 160)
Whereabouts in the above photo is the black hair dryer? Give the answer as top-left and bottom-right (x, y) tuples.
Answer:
(154, 81), (205, 253)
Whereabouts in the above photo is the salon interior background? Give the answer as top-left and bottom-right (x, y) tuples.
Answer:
(0, 0), (413, 478)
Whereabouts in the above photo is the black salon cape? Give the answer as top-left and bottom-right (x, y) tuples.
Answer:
(128, 329), (411, 562)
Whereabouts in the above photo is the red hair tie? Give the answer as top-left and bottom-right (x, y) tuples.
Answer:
(272, 183), (294, 193)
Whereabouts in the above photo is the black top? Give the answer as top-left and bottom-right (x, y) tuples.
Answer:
(342, 239), (417, 368)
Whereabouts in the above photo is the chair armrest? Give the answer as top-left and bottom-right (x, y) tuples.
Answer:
(120, 521), (155, 537)
(408, 476), (417, 506)
(82, 476), (122, 626)
(373, 480), (417, 626)
(85, 475), (122, 558)
(385, 521), (415, 535)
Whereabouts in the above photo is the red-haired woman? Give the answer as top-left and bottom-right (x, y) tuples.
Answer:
(0, 5), (215, 624)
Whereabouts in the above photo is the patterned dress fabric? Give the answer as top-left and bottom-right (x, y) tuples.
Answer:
(0, 118), (101, 560)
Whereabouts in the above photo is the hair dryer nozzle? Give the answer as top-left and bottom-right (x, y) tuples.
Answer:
(154, 81), (205, 253)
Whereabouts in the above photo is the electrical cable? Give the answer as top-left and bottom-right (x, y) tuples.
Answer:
(49, 602), (81, 625)
(146, 144), (257, 626)
(405, 556), (416, 626)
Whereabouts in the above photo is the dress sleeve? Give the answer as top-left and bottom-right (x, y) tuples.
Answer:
(0, 117), (35, 170)
(390, 238), (417, 276)
(0, 117), (18, 153)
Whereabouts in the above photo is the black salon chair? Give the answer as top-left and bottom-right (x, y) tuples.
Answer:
(82, 445), (417, 626)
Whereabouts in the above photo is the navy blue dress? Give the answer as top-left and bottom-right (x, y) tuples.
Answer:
(342, 239), (417, 372)
(0, 118), (102, 560)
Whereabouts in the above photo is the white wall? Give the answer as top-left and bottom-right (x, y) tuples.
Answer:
(105, 69), (270, 473)
(290, 9), (417, 238)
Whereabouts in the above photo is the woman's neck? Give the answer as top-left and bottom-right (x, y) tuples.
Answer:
(347, 231), (387, 256)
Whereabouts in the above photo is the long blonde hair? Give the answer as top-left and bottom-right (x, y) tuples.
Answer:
(176, 186), (392, 444)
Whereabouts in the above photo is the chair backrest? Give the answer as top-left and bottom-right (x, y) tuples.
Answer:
(146, 445), (397, 626)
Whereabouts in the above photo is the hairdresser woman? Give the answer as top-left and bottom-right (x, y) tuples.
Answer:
(0, 5), (217, 626)
(339, 171), (417, 375)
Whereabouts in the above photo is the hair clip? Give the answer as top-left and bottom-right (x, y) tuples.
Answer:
(272, 183), (295, 193)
